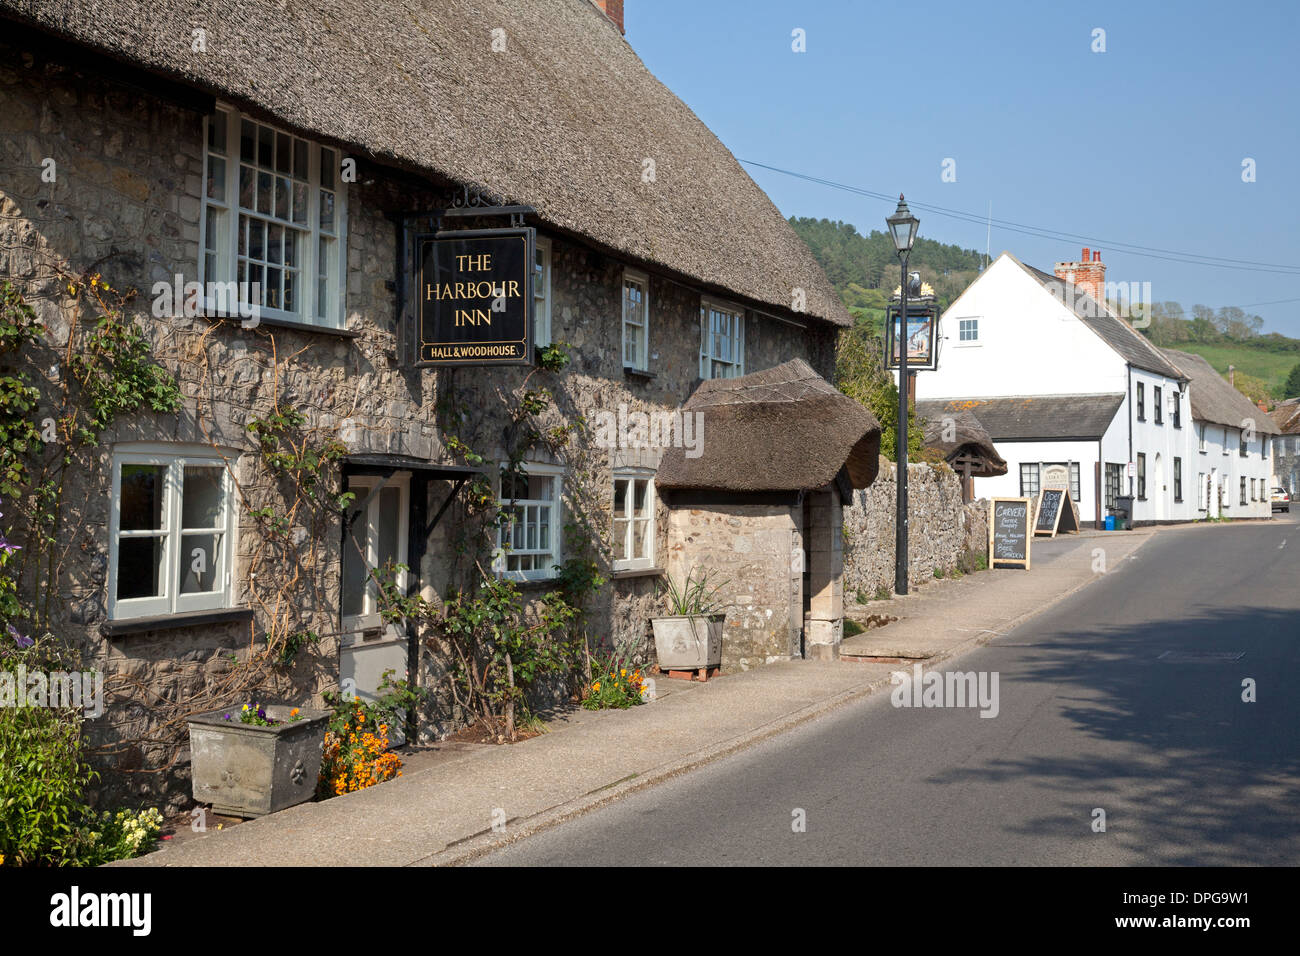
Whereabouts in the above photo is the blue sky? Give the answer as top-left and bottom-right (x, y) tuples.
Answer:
(625, 0), (1300, 336)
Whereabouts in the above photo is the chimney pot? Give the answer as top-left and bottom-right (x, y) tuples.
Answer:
(1093, 249), (1101, 261)
(1082, 246), (1090, 261)
(591, 0), (625, 33)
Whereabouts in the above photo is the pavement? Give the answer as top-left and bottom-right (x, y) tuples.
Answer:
(121, 524), (1161, 867)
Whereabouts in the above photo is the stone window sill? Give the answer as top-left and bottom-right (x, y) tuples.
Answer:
(610, 566), (664, 580)
(623, 366), (656, 382)
(101, 607), (254, 637)
(200, 312), (361, 339)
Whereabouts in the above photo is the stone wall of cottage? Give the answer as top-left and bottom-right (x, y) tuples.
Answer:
(0, 45), (838, 809)
(664, 503), (802, 669)
(842, 460), (988, 601)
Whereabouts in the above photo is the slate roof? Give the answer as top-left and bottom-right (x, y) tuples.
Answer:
(656, 360), (881, 493)
(0, 0), (850, 327)
(1016, 259), (1187, 380)
(917, 394), (1125, 441)
(1160, 349), (1280, 435)
(1272, 398), (1300, 435)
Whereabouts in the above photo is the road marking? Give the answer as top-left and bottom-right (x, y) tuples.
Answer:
(1281, 539), (1288, 550)
(1157, 650), (1245, 663)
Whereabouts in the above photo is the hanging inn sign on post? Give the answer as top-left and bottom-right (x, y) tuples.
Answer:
(416, 227), (535, 366)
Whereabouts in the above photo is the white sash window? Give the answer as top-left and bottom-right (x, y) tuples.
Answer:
(201, 106), (347, 328)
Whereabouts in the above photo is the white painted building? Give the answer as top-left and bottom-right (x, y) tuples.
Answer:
(1161, 349), (1278, 519)
(916, 249), (1211, 526)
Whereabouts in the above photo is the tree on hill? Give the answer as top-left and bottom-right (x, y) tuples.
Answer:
(1286, 362), (1300, 400)
(788, 217), (984, 313)
(835, 314), (924, 463)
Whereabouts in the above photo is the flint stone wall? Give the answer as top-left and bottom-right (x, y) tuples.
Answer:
(843, 459), (988, 600)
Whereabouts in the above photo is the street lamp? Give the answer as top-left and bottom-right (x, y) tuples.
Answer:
(887, 194), (919, 595)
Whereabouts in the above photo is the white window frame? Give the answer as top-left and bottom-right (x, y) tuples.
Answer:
(1223, 426), (1231, 455)
(200, 105), (348, 329)
(533, 236), (552, 347)
(612, 470), (655, 571)
(108, 444), (238, 620)
(1198, 422), (1207, 453)
(494, 462), (563, 582)
(700, 297), (745, 379)
(621, 268), (650, 371)
(341, 472), (411, 635)
(955, 316), (980, 346)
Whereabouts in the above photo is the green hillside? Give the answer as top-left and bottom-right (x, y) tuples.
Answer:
(1135, 305), (1300, 402)
(789, 217), (985, 336)
(1173, 343), (1298, 404)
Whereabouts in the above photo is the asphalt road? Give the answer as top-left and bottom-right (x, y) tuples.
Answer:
(479, 516), (1300, 866)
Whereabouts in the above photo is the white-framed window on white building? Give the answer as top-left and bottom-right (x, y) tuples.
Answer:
(1223, 426), (1231, 455)
(956, 317), (980, 344)
(622, 269), (649, 371)
(1198, 422), (1207, 453)
(495, 463), (563, 581)
(700, 298), (744, 379)
(612, 470), (654, 571)
(1019, 463), (1040, 498)
(201, 106), (347, 328)
(108, 445), (237, 620)
(533, 236), (552, 347)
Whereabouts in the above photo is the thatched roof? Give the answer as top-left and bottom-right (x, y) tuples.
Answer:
(1161, 349), (1280, 435)
(656, 360), (881, 493)
(1, 0), (849, 328)
(921, 409), (1007, 477)
(917, 394), (1125, 442)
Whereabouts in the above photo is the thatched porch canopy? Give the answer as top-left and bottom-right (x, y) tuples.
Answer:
(656, 360), (881, 494)
(921, 409), (1007, 478)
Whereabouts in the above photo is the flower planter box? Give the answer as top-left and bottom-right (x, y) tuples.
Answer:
(651, 614), (724, 671)
(188, 706), (330, 818)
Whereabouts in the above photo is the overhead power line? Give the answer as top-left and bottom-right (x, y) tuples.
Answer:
(738, 159), (1300, 277)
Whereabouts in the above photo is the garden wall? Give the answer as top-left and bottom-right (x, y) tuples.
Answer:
(843, 459), (988, 601)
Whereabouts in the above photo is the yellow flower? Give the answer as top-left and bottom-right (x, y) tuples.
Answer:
(592, 682), (601, 691)
(241, 704), (249, 711)
(620, 669), (627, 677)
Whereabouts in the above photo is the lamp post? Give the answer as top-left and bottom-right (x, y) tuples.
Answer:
(886, 195), (919, 595)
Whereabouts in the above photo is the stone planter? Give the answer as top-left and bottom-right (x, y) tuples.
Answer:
(651, 614), (724, 670)
(188, 705), (330, 817)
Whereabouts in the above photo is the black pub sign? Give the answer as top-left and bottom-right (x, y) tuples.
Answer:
(417, 228), (534, 366)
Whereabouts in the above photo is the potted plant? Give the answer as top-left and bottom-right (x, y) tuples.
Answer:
(187, 702), (330, 818)
(651, 569), (727, 676)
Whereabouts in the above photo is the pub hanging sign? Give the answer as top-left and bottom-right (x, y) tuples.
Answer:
(885, 303), (940, 371)
(417, 228), (534, 366)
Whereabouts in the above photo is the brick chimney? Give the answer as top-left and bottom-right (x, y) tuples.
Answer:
(591, 0), (625, 33)
(1054, 246), (1107, 305)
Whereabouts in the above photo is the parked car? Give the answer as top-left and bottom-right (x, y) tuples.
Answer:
(1272, 487), (1291, 514)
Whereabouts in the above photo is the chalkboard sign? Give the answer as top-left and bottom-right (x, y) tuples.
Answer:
(1034, 488), (1079, 537)
(989, 497), (1032, 569)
